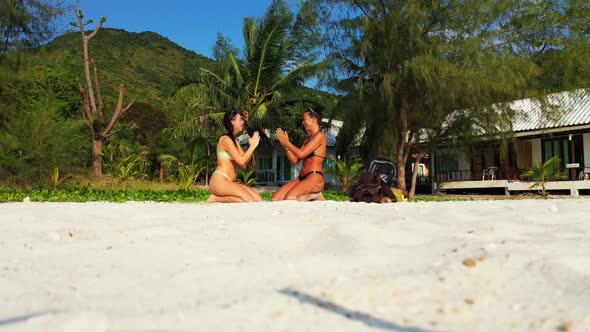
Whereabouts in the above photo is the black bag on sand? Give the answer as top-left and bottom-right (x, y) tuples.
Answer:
(350, 172), (397, 203)
(368, 157), (397, 187)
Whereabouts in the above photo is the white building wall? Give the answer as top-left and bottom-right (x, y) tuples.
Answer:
(292, 161), (302, 180)
(529, 138), (542, 165)
(584, 133), (590, 168)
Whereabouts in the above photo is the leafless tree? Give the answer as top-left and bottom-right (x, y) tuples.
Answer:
(74, 9), (136, 176)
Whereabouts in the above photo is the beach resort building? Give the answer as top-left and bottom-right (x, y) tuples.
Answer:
(428, 89), (590, 196)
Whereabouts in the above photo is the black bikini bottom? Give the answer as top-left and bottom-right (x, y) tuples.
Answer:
(298, 170), (323, 181)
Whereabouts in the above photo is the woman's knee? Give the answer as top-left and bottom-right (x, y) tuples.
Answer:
(271, 187), (287, 201)
(283, 189), (300, 200)
(252, 192), (262, 202)
(240, 185), (260, 202)
(245, 192), (262, 202)
(236, 190), (253, 202)
(211, 186), (248, 202)
(271, 191), (282, 201)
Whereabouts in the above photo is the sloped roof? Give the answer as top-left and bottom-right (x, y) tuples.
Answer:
(322, 118), (366, 146)
(316, 90), (590, 147)
(510, 89), (590, 132)
(322, 119), (342, 147)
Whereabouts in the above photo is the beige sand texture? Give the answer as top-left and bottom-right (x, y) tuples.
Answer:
(1, 199), (589, 332)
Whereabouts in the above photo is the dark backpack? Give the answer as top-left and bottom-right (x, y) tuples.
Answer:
(368, 158), (397, 187)
(350, 172), (397, 203)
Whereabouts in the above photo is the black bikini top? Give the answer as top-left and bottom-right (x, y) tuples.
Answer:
(304, 150), (326, 160)
(304, 133), (326, 159)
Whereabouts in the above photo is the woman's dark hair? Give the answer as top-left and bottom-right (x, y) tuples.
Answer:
(305, 107), (323, 123)
(223, 110), (241, 147)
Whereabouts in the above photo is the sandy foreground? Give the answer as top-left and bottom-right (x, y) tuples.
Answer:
(0, 199), (589, 332)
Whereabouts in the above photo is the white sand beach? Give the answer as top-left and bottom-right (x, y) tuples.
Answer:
(1, 199), (589, 332)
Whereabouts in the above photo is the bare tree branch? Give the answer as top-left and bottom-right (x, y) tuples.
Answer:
(352, 0), (370, 19)
(101, 83), (126, 138)
(78, 83), (93, 130)
(91, 59), (104, 122)
(104, 128), (124, 139)
(76, 10), (98, 117)
(85, 17), (105, 40)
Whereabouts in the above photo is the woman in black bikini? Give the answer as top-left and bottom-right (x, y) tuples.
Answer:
(272, 108), (327, 201)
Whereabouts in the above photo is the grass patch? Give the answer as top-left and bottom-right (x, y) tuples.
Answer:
(0, 187), (353, 203)
(410, 196), (470, 202)
(0, 188), (211, 203)
(1, 185), (489, 203)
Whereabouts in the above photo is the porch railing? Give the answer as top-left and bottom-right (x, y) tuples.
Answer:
(435, 168), (524, 182)
(405, 175), (432, 185)
(255, 170), (275, 184)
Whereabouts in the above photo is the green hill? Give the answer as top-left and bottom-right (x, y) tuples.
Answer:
(16, 28), (216, 107)
(13, 28), (339, 111)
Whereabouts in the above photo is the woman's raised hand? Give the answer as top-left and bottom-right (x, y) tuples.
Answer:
(248, 131), (260, 148)
(275, 128), (289, 145)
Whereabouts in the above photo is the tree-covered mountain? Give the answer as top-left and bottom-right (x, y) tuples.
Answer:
(14, 28), (217, 107)
(13, 27), (338, 112)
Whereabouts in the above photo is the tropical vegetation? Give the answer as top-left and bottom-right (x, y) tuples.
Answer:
(324, 157), (363, 193)
(520, 156), (568, 198)
(172, 0), (328, 151)
(304, 0), (590, 196)
(1, 0), (589, 201)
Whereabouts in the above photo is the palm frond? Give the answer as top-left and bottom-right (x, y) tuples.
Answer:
(228, 53), (245, 88)
(272, 59), (315, 91)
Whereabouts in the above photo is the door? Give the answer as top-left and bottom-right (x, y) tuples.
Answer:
(517, 140), (532, 169)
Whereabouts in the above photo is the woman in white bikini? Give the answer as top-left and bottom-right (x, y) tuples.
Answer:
(207, 111), (262, 203)
(272, 108), (327, 201)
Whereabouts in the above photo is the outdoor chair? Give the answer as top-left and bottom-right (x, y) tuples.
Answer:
(482, 166), (497, 181)
(368, 157), (397, 187)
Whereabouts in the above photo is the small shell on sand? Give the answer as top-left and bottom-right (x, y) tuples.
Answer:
(557, 321), (573, 332)
(463, 258), (477, 267)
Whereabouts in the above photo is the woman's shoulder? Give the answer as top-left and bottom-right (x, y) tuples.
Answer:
(215, 135), (228, 149)
(218, 135), (231, 144)
(218, 135), (240, 150)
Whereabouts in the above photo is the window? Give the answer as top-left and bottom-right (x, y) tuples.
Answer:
(323, 156), (334, 170)
(436, 154), (459, 171)
(542, 135), (584, 168)
(257, 156), (272, 171)
(418, 163), (425, 176)
(255, 156), (274, 183)
(277, 155), (291, 182)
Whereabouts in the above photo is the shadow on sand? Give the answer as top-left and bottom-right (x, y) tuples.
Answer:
(0, 310), (61, 326)
(279, 288), (437, 332)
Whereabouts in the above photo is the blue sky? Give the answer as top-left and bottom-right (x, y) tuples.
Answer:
(64, 1), (298, 58)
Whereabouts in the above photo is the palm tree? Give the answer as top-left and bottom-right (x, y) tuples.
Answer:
(175, 0), (318, 136)
(520, 156), (567, 198)
(324, 156), (364, 193)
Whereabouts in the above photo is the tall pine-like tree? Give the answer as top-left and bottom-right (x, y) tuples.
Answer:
(306, 0), (590, 195)
(0, 0), (66, 62)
